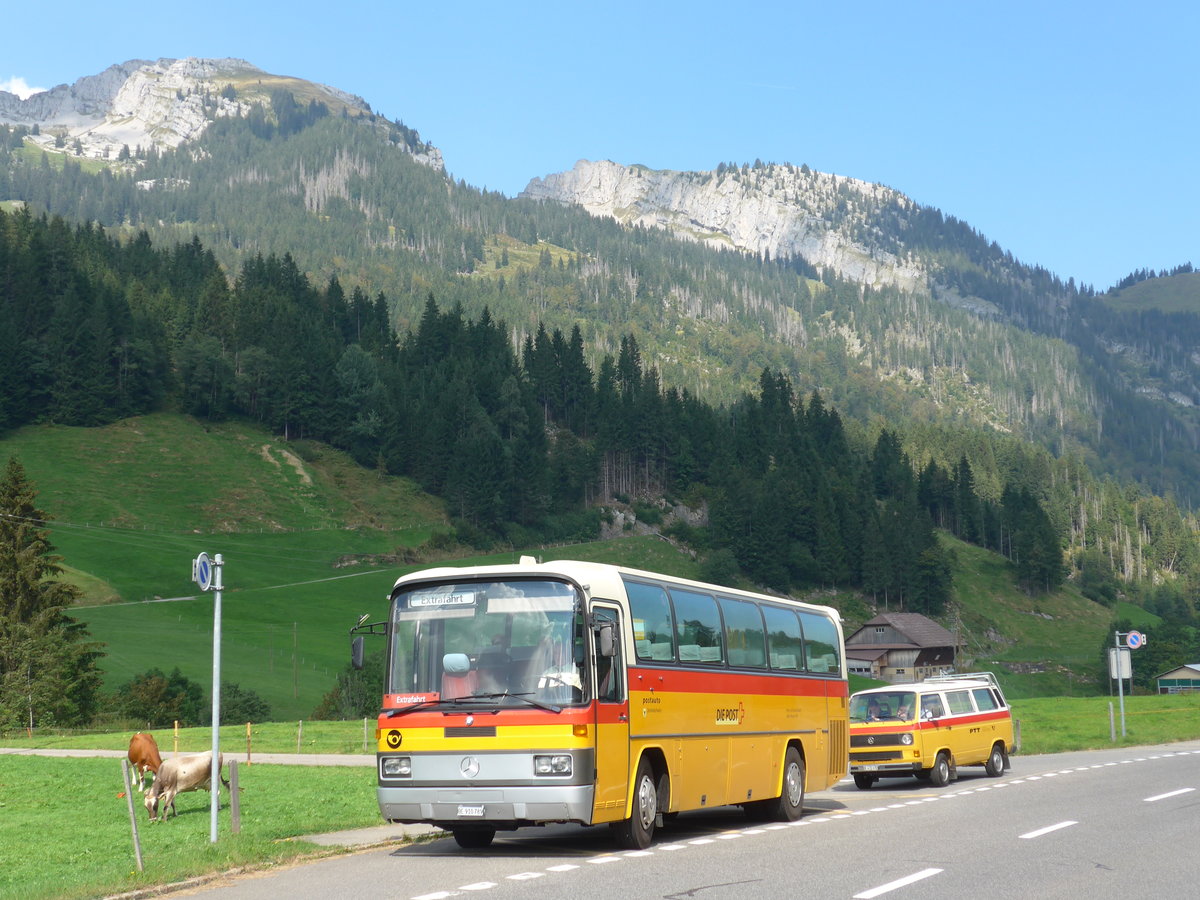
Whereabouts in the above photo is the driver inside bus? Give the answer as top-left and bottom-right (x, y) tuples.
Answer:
(532, 621), (582, 699)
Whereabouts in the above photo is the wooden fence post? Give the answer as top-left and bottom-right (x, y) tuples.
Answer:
(230, 760), (241, 835)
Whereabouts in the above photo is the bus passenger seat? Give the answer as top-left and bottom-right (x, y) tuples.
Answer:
(441, 670), (478, 699)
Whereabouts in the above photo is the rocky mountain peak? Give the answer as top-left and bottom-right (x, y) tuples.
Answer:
(521, 159), (927, 292)
(0, 58), (442, 172)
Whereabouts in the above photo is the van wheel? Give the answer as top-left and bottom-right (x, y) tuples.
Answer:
(853, 773), (876, 790)
(452, 827), (496, 849)
(985, 743), (1005, 777)
(612, 757), (658, 849)
(929, 752), (952, 787)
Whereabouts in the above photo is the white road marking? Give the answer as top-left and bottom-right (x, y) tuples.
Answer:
(507, 872), (543, 881)
(1144, 787), (1195, 802)
(546, 864), (579, 871)
(588, 855), (621, 864)
(1020, 820), (1078, 839)
(461, 882), (498, 891)
(853, 867), (943, 899)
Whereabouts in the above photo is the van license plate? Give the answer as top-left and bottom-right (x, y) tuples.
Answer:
(457, 805), (485, 817)
(858, 765), (879, 771)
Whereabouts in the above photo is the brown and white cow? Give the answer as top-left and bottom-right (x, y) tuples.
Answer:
(127, 732), (162, 793)
(144, 750), (229, 822)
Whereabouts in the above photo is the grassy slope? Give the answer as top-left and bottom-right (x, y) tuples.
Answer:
(1101, 271), (1200, 313)
(943, 536), (1114, 698)
(0, 414), (1131, 720)
(1, 414), (714, 719)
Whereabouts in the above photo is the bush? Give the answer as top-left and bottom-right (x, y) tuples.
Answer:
(117, 667), (205, 727)
(216, 681), (271, 724)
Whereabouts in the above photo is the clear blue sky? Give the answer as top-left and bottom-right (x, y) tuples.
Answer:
(4, 1), (1195, 292)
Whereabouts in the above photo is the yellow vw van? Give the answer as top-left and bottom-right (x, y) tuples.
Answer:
(848, 672), (1012, 788)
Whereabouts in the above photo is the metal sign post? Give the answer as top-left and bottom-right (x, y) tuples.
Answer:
(193, 552), (224, 844)
(1111, 629), (1146, 739)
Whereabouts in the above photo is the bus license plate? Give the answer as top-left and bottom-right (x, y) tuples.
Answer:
(457, 805), (485, 817)
(858, 764), (879, 771)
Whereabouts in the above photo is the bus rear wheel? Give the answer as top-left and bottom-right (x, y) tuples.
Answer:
(612, 757), (659, 849)
(452, 827), (496, 849)
(747, 746), (806, 821)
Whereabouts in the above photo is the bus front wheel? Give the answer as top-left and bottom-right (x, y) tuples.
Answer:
(612, 757), (659, 849)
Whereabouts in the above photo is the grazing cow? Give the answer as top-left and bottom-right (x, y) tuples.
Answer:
(144, 751), (228, 822)
(127, 732), (162, 793)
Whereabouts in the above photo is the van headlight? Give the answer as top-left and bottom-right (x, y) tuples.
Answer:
(382, 756), (412, 777)
(900, 733), (914, 746)
(533, 754), (572, 776)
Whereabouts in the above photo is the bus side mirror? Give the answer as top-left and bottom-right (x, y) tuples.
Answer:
(351, 635), (365, 670)
(597, 622), (616, 658)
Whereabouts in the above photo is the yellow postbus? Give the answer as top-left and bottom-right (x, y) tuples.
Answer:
(351, 557), (848, 849)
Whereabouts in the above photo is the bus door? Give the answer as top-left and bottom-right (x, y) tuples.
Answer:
(590, 603), (629, 822)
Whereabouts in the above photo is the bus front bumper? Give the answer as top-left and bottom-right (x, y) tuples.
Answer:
(379, 783), (597, 828)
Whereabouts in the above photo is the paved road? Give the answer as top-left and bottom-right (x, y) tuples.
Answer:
(167, 740), (1200, 900)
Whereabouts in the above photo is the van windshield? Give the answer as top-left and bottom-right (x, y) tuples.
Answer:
(850, 691), (917, 722)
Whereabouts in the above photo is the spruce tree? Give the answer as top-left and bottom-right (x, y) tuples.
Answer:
(0, 456), (102, 728)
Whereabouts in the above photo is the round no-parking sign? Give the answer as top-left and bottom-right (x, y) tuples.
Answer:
(1126, 630), (1144, 649)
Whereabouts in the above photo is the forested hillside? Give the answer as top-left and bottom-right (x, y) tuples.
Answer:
(2, 207), (1196, 618)
(3, 106), (1200, 507)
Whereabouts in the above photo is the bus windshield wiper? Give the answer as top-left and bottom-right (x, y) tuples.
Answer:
(457, 691), (562, 713)
(386, 699), (447, 717)
(386, 692), (561, 717)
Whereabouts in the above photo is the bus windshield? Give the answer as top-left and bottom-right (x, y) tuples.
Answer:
(389, 578), (586, 707)
(850, 691), (917, 722)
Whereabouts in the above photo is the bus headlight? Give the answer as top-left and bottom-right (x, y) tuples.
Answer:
(533, 754), (572, 776)
(382, 756), (412, 777)
(900, 733), (914, 746)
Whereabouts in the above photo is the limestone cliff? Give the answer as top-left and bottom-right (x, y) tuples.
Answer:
(521, 159), (927, 292)
(0, 58), (443, 171)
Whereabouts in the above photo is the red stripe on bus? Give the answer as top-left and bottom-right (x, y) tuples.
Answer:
(627, 666), (847, 697)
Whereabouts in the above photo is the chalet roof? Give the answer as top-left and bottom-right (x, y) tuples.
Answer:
(845, 646), (889, 662)
(848, 612), (956, 648)
(1154, 663), (1200, 680)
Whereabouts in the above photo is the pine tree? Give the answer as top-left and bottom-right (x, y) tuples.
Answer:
(0, 457), (102, 728)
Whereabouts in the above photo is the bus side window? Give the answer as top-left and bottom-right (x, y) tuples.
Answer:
(626, 580), (675, 663)
(762, 605), (803, 671)
(798, 610), (841, 676)
(670, 588), (723, 664)
(719, 596), (766, 667)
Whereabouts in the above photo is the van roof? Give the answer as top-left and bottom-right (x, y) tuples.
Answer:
(852, 671), (1005, 696)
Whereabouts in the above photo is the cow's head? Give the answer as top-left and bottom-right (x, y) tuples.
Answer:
(144, 785), (161, 821)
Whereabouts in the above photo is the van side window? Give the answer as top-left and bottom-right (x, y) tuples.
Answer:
(798, 610), (841, 675)
(762, 605), (803, 671)
(670, 588), (724, 664)
(920, 694), (946, 718)
(719, 597), (766, 667)
(972, 687), (998, 711)
(945, 690), (973, 715)
(626, 580), (675, 663)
